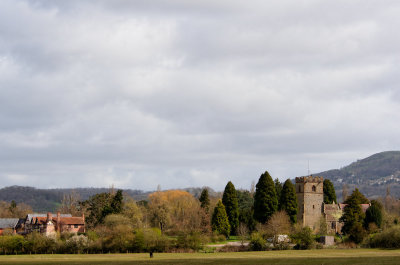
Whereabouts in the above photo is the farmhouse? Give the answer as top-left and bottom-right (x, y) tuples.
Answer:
(24, 212), (85, 236)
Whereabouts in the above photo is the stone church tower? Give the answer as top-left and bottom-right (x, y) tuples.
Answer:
(295, 176), (324, 229)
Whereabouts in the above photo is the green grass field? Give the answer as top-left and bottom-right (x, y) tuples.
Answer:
(0, 249), (399, 265)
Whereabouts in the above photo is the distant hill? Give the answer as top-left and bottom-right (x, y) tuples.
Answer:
(0, 186), (149, 212)
(0, 185), (219, 213)
(314, 151), (400, 201)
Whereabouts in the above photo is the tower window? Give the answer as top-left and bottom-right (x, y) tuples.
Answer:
(312, 185), (316, 192)
(313, 205), (315, 209)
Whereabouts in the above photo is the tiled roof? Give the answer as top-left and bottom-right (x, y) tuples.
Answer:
(324, 204), (340, 211)
(58, 217), (84, 225)
(0, 218), (19, 229)
(339, 203), (370, 213)
(27, 213), (72, 222)
(33, 216), (84, 225)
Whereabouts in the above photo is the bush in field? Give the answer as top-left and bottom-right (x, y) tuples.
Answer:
(65, 234), (88, 254)
(25, 232), (56, 254)
(370, 226), (400, 248)
(176, 232), (207, 250)
(249, 232), (266, 251)
(133, 228), (171, 252)
(0, 235), (26, 254)
(291, 226), (314, 250)
(102, 214), (135, 253)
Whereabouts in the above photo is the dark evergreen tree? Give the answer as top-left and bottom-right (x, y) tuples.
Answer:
(323, 179), (337, 204)
(344, 188), (369, 204)
(340, 189), (368, 243)
(365, 200), (383, 229)
(274, 178), (283, 209)
(253, 171), (278, 223)
(111, 190), (123, 213)
(211, 200), (230, 237)
(237, 190), (256, 232)
(280, 179), (298, 224)
(222, 181), (239, 235)
(82, 192), (112, 228)
(102, 189), (124, 217)
(199, 188), (210, 213)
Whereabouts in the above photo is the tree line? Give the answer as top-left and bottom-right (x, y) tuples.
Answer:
(1, 170), (399, 253)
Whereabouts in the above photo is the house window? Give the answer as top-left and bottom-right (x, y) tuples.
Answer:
(74, 225), (79, 228)
(312, 185), (316, 192)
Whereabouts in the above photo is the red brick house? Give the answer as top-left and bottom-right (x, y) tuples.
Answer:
(25, 212), (85, 236)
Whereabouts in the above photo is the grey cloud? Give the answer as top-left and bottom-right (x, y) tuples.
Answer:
(0, 0), (400, 191)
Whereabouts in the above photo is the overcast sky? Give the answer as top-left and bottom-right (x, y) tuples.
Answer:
(1, 0), (400, 191)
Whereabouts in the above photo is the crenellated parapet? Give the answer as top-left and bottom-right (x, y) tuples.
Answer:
(295, 175), (323, 183)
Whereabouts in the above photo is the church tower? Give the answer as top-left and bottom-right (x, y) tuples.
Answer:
(295, 176), (324, 229)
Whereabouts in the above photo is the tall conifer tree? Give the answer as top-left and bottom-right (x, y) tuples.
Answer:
(253, 171), (278, 223)
(274, 178), (283, 209)
(280, 179), (298, 224)
(211, 200), (231, 237)
(340, 188), (369, 243)
(199, 188), (210, 213)
(222, 181), (239, 235)
(323, 179), (337, 204)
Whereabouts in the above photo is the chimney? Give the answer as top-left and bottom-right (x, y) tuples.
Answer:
(47, 212), (52, 222)
(82, 212), (85, 233)
(57, 211), (61, 232)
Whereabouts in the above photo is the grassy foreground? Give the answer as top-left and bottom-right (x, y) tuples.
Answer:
(0, 249), (400, 265)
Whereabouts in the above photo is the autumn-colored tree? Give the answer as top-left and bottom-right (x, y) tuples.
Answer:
(148, 190), (205, 234)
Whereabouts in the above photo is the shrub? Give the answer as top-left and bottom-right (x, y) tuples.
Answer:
(249, 232), (266, 251)
(176, 232), (206, 250)
(291, 227), (314, 250)
(65, 235), (88, 254)
(210, 233), (226, 243)
(370, 226), (400, 248)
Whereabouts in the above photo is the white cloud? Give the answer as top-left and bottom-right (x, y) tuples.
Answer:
(0, 0), (400, 190)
